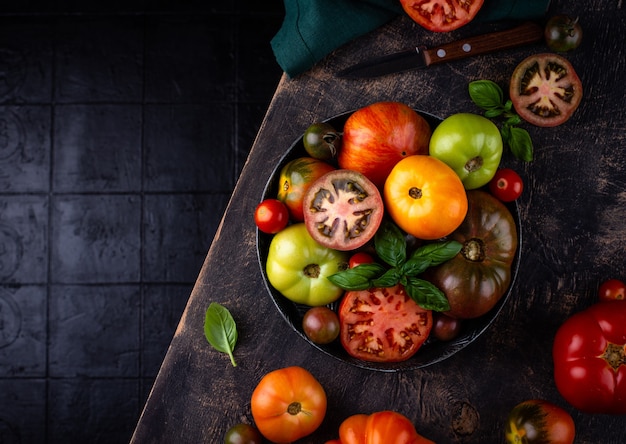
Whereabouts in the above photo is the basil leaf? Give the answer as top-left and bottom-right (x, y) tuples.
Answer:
(371, 267), (402, 288)
(508, 126), (534, 162)
(204, 302), (238, 367)
(374, 220), (406, 268)
(328, 263), (386, 290)
(401, 256), (431, 277)
(484, 108), (504, 118)
(469, 80), (503, 110)
(409, 240), (462, 267)
(404, 277), (451, 312)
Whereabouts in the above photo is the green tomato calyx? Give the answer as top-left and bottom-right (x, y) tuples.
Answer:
(464, 156), (484, 173)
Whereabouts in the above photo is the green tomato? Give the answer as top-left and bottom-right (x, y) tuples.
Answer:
(429, 113), (503, 190)
(265, 223), (348, 306)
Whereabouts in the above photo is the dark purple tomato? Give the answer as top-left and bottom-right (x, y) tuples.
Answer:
(302, 306), (340, 344)
(224, 423), (263, 444)
(544, 15), (582, 52)
(432, 312), (462, 341)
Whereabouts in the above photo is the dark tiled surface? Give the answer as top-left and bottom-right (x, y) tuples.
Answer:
(0, 2), (284, 443)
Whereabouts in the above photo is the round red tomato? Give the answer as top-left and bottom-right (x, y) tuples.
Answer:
(250, 366), (327, 443)
(509, 53), (583, 127)
(339, 102), (431, 189)
(399, 0), (484, 32)
(338, 284), (433, 362)
(254, 199), (289, 234)
(598, 278), (625, 302)
(303, 169), (384, 251)
(349, 252), (374, 268)
(277, 157), (335, 221)
(384, 155), (468, 240)
(489, 168), (524, 202)
(505, 400), (575, 444)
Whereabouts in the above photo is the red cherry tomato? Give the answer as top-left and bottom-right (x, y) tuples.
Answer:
(348, 252), (374, 268)
(489, 168), (523, 202)
(598, 278), (626, 302)
(254, 199), (289, 234)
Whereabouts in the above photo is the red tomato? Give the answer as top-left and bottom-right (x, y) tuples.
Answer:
(505, 399), (575, 444)
(254, 199), (289, 234)
(488, 168), (523, 202)
(349, 252), (374, 268)
(598, 278), (626, 302)
(339, 102), (431, 189)
(510, 53), (583, 127)
(336, 411), (435, 444)
(338, 284), (433, 363)
(399, 0), (484, 32)
(552, 301), (626, 414)
(250, 366), (327, 443)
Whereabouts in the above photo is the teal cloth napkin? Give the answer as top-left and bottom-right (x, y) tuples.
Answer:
(271, 0), (552, 78)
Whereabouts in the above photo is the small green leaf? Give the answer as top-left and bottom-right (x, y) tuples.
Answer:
(404, 277), (451, 312)
(371, 268), (402, 288)
(503, 99), (513, 112)
(500, 124), (512, 145)
(204, 302), (238, 367)
(409, 241), (462, 267)
(469, 80), (504, 110)
(484, 108), (504, 118)
(328, 263), (386, 290)
(505, 115), (522, 126)
(508, 127), (534, 162)
(374, 220), (406, 268)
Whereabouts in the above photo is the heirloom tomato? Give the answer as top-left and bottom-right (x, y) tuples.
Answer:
(224, 423), (263, 444)
(509, 53), (583, 128)
(384, 155), (467, 240)
(545, 15), (583, 52)
(429, 113), (503, 190)
(505, 399), (575, 444)
(552, 301), (626, 414)
(489, 168), (523, 202)
(399, 0), (484, 32)
(250, 366), (326, 443)
(598, 278), (625, 302)
(265, 223), (348, 306)
(254, 198), (289, 234)
(339, 102), (431, 189)
(277, 157), (335, 221)
(302, 306), (340, 344)
(303, 169), (384, 251)
(334, 411), (435, 444)
(303, 122), (342, 160)
(432, 312), (462, 342)
(426, 190), (518, 319)
(338, 284), (433, 362)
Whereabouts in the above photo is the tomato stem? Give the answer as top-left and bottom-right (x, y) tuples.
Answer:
(602, 342), (626, 371)
(287, 402), (302, 415)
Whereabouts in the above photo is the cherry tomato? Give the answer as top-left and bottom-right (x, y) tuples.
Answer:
(339, 284), (433, 362)
(545, 15), (583, 52)
(254, 199), (289, 234)
(302, 306), (340, 344)
(251, 366), (327, 443)
(348, 252), (374, 268)
(303, 122), (341, 161)
(489, 168), (524, 202)
(510, 53), (583, 128)
(432, 312), (462, 342)
(506, 399), (575, 444)
(598, 278), (625, 302)
(224, 423), (263, 444)
(399, 0), (484, 32)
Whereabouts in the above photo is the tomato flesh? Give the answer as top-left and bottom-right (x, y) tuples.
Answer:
(399, 0), (484, 32)
(339, 284), (433, 362)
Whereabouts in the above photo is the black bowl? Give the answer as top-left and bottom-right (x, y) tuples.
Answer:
(256, 109), (522, 372)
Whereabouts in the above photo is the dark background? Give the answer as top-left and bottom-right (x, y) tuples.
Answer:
(0, 1), (284, 443)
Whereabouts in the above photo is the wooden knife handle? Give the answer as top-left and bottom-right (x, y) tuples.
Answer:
(422, 22), (544, 66)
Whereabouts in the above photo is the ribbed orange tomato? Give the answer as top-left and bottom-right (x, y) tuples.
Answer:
(383, 155), (468, 240)
(336, 411), (435, 444)
(250, 366), (326, 443)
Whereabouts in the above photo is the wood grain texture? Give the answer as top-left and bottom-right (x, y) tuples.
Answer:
(131, 1), (626, 443)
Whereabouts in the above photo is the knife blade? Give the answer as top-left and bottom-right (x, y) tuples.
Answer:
(337, 21), (543, 79)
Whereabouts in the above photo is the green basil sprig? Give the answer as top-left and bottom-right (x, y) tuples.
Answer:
(328, 220), (461, 312)
(468, 79), (534, 162)
(204, 302), (238, 367)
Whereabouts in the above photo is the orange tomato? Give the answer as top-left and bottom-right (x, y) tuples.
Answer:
(384, 155), (467, 240)
(336, 411), (435, 444)
(250, 366), (327, 443)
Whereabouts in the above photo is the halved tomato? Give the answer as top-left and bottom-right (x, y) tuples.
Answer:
(509, 53), (583, 127)
(303, 169), (384, 251)
(338, 284), (433, 362)
(399, 0), (484, 32)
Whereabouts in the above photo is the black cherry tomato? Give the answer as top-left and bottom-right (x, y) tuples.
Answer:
(489, 168), (523, 202)
(432, 312), (462, 342)
(545, 15), (583, 52)
(302, 306), (340, 344)
(224, 423), (263, 444)
(254, 199), (289, 234)
(598, 278), (626, 302)
(348, 252), (374, 268)
(303, 122), (341, 161)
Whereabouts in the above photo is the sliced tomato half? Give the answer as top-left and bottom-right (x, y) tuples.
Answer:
(399, 0), (484, 32)
(339, 284), (433, 363)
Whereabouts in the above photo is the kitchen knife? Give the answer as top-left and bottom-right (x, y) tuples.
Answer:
(337, 21), (543, 79)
